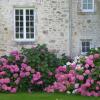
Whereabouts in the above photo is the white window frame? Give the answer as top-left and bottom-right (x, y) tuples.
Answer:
(81, 0), (94, 12)
(14, 8), (36, 42)
(81, 39), (92, 55)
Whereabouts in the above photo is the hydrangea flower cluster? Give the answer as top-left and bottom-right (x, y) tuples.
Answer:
(44, 54), (100, 97)
(0, 51), (43, 93)
(44, 66), (76, 93)
(0, 50), (100, 97)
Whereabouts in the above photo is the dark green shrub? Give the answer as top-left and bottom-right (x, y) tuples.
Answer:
(88, 47), (100, 55)
(21, 44), (71, 86)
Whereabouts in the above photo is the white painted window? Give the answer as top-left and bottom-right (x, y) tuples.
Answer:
(14, 8), (35, 42)
(82, 0), (94, 12)
(81, 40), (91, 54)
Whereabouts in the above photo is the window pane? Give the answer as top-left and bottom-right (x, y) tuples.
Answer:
(16, 28), (19, 32)
(31, 28), (34, 32)
(87, 47), (90, 51)
(83, 4), (88, 9)
(16, 33), (19, 38)
(20, 22), (23, 26)
(16, 22), (19, 26)
(88, 0), (92, 4)
(26, 22), (29, 26)
(16, 16), (19, 20)
(26, 34), (30, 38)
(15, 10), (19, 15)
(30, 22), (34, 26)
(31, 33), (34, 38)
(25, 9), (34, 39)
(82, 42), (85, 46)
(26, 10), (29, 15)
(26, 28), (29, 32)
(20, 16), (23, 21)
(82, 47), (85, 52)
(86, 42), (90, 46)
(15, 9), (24, 39)
(82, 41), (90, 52)
(30, 10), (34, 15)
(20, 10), (23, 15)
(83, 0), (88, 4)
(20, 28), (23, 32)
(88, 4), (93, 9)
(20, 34), (23, 38)
(30, 16), (34, 21)
(26, 16), (29, 21)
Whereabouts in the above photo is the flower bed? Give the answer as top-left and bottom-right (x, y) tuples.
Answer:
(44, 54), (100, 96)
(0, 45), (99, 97)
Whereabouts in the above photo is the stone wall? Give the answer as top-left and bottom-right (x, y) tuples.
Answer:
(0, 0), (100, 57)
(0, 0), (70, 56)
(71, 0), (100, 57)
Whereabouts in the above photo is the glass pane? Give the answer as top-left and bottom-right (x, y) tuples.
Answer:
(15, 10), (19, 15)
(26, 10), (29, 15)
(20, 22), (23, 26)
(88, 4), (93, 9)
(20, 28), (23, 32)
(16, 22), (19, 26)
(26, 34), (30, 38)
(82, 42), (85, 46)
(88, 0), (92, 4)
(20, 10), (23, 15)
(30, 22), (34, 26)
(16, 34), (19, 38)
(83, 4), (88, 9)
(86, 42), (90, 46)
(82, 47), (85, 52)
(31, 33), (34, 38)
(83, 0), (88, 4)
(20, 34), (23, 38)
(16, 16), (19, 20)
(87, 47), (90, 51)
(26, 16), (29, 21)
(26, 28), (29, 32)
(26, 22), (29, 26)
(16, 28), (19, 32)
(30, 16), (34, 21)
(30, 10), (34, 15)
(31, 28), (34, 32)
(20, 16), (23, 20)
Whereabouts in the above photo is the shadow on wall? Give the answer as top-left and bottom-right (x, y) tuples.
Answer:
(96, 0), (100, 15)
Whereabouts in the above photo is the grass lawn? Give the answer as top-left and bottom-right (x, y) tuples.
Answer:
(0, 92), (99, 100)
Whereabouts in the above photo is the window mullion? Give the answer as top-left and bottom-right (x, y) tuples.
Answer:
(24, 9), (26, 40)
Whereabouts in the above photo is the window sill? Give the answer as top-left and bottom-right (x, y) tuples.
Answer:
(81, 52), (87, 56)
(14, 39), (35, 42)
(81, 9), (95, 13)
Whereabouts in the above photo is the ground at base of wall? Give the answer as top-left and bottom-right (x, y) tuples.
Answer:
(0, 92), (99, 100)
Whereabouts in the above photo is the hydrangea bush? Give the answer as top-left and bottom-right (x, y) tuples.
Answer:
(44, 54), (100, 96)
(0, 46), (99, 97)
(0, 51), (43, 93)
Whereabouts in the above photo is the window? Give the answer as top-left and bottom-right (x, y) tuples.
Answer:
(82, 0), (94, 12)
(81, 40), (91, 54)
(14, 8), (35, 41)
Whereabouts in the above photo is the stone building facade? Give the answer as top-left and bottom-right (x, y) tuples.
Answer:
(0, 0), (100, 57)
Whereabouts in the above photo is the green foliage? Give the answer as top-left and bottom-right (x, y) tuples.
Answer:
(21, 44), (70, 86)
(88, 47), (100, 55)
(94, 58), (100, 67)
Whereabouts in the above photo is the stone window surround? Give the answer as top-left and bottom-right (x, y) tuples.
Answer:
(80, 39), (92, 55)
(81, 0), (95, 12)
(14, 7), (36, 42)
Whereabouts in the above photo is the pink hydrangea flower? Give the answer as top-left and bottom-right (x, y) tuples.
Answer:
(32, 72), (42, 81)
(10, 88), (17, 93)
(85, 70), (91, 75)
